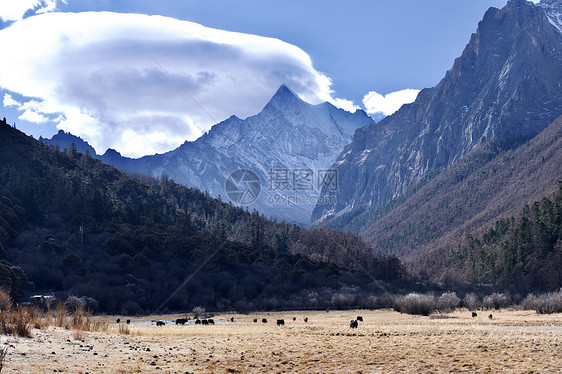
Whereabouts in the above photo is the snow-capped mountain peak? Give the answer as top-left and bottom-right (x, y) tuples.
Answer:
(62, 84), (375, 225)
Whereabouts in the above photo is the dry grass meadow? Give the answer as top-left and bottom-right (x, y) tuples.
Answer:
(1, 309), (561, 373)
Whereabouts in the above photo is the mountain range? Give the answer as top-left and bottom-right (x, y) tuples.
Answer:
(46, 85), (373, 226)
(40, 0), (562, 292)
(312, 0), (562, 231)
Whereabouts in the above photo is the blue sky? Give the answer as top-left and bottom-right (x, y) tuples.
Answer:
(0, 0), (519, 157)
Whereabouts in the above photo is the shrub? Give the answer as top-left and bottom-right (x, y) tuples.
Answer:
(65, 296), (85, 312)
(118, 324), (130, 335)
(192, 306), (206, 318)
(521, 290), (562, 314)
(330, 293), (356, 310)
(482, 293), (510, 310)
(437, 292), (460, 313)
(393, 293), (437, 316)
(463, 292), (480, 311)
(54, 302), (67, 328)
(0, 306), (33, 337)
(0, 289), (11, 311)
(64, 295), (98, 314)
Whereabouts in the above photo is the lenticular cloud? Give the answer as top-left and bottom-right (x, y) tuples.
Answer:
(0, 12), (353, 157)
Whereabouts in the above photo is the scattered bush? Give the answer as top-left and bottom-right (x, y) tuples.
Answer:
(0, 289), (11, 311)
(331, 293), (356, 309)
(72, 328), (86, 341)
(463, 292), (480, 311)
(437, 292), (460, 313)
(394, 293), (437, 316)
(0, 306), (34, 337)
(54, 302), (67, 328)
(482, 293), (510, 310)
(521, 290), (562, 314)
(65, 295), (85, 312)
(118, 324), (130, 335)
(192, 306), (206, 318)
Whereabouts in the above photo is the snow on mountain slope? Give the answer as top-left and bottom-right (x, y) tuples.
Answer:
(98, 84), (374, 225)
(540, 0), (562, 32)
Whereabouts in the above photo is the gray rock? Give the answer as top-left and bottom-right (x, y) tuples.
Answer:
(312, 0), (562, 226)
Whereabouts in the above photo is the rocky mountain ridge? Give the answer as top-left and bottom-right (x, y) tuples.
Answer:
(312, 0), (562, 227)
(46, 85), (374, 225)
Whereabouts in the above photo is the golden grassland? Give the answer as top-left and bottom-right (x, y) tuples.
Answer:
(1, 309), (561, 373)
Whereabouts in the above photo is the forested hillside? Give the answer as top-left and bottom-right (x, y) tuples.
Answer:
(416, 182), (562, 292)
(0, 118), (404, 313)
(362, 115), (562, 259)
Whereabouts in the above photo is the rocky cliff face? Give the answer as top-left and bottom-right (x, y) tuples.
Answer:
(541, 0), (562, 32)
(312, 0), (562, 226)
(93, 85), (373, 225)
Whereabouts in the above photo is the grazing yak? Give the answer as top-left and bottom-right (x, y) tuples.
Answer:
(488, 314), (493, 320)
(202, 319), (209, 325)
(230, 317), (235, 322)
(350, 320), (358, 329)
(356, 316), (363, 322)
(276, 319), (285, 326)
(116, 318), (120, 324)
(472, 312), (478, 318)
(175, 318), (187, 325)
(156, 321), (165, 326)
(126, 319), (131, 324)
(304, 317), (308, 323)
(293, 317), (296, 321)
(195, 319), (202, 325)
(262, 318), (268, 323)
(208, 319), (215, 325)
(253, 319), (258, 323)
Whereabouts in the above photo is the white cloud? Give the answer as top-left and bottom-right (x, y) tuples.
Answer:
(0, 12), (355, 157)
(19, 109), (48, 123)
(3, 93), (21, 107)
(0, 0), (62, 22)
(362, 88), (420, 117)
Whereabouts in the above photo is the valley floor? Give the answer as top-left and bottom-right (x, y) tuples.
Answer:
(2, 309), (561, 373)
